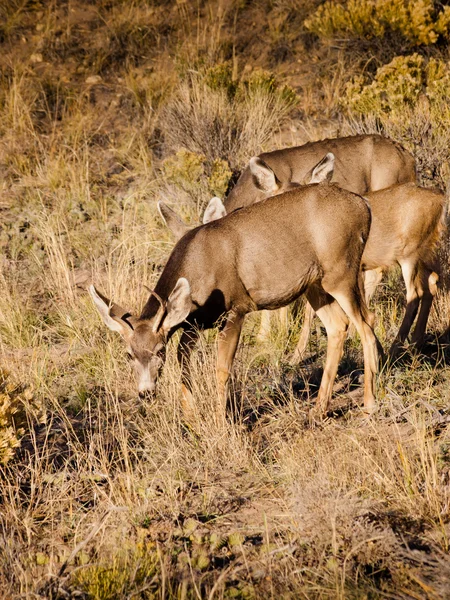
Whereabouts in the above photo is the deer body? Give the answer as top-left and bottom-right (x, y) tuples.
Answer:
(226, 134), (416, 212)
(160, 135), (416, 343)
(291, 182), (445, 363)
(92, 179), (379, 416)
(154, 185), (364, 316)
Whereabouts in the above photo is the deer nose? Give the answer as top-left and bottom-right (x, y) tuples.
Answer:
(139, 389), (155, 400)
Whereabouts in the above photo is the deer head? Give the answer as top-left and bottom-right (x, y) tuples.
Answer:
(89, 278), (192, 396)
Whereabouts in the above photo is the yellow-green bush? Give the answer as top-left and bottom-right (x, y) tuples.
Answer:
(343, 54), (450, 117)
(71, 542), (161, 599)
(305, 0), (450, 46)
(343, 54), (450, 187)
(162, 149), (232, 199)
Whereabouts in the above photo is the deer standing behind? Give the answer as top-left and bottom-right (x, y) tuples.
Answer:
(90, 157), (379, 419)
(291, 175), (446, 363)
(225, 133), (416, 211)
(160, 134), (416, 341)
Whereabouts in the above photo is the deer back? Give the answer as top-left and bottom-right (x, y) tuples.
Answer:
(225, 134), (416, 212)
(152, 182), (371, 323)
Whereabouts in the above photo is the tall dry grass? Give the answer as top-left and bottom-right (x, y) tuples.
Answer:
(1, 1), (450, 598)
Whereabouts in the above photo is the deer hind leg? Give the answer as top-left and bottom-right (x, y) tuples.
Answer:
(410, 267), (439, 348)
(306, 287), (348, 415)
(177, 327), (200, 419)
(290, 301), (315, 365)
(326, 285), (379, 415)
(276, 306), (289, 331)
(216, 311), (244, 417)
(390, 259), (423, 358)
(291, 269), (384, 367)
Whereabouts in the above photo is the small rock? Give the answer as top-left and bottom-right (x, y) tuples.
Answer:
(85, 75), (103, 85)
(30, 53), (43, 64)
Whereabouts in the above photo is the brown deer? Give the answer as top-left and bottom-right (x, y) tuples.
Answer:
(289, 162), (446, 364)
(90, 156), (379, 418)
(160, 134), (416, 340)
(225, 133), (416, 212)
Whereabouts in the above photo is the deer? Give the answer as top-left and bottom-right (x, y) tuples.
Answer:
(90, 155), (380, 420)
(225, 133), (416, 211)
(159, 153), (445, 362)
(159, 134), (416, 341)
(289, 163), (446, 364)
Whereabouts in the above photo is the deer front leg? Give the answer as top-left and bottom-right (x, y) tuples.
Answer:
(177, 327), (200, 419)
(256, 310), (271, 342)
(216, 311), (245, 416)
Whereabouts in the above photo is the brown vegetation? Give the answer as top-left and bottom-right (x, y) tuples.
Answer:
(1, 1), (450, 598)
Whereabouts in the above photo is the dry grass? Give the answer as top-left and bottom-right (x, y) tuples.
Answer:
(1, 1), (450, 599)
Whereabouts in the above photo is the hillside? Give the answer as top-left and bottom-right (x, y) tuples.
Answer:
(2, 1), (450, 598)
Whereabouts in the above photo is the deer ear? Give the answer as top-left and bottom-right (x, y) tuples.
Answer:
(158, 201), (191, 241)
(161, 278), (192, 333)
(203, 197), (227, 223)
(89, 285), (135, 339)
(304, 152), (335, 184)
(249, 157), (279, 192)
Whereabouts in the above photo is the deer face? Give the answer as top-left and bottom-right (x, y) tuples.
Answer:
(125, 322), (166, 396)
(89, 278), (192, 397)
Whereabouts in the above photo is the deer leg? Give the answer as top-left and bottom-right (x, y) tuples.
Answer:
(390, 260), (421, 358)
(257, 310), (271, 342)
(290, 301), (315, 365)
(306, 289), (349, 416)
(177, 327), (200, 418)
(411, 269), (438, 348)
(291, 269), (383, 367)
(276, 306), (289, 331)
(327, 287), (379, 415)
(217, 312), (244, 414)
(363, 267), (384, 307)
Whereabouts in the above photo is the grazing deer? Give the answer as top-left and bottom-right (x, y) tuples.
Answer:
(90, 156), (379, 418)
(289, 163), (445, 364)
(225, 133), (416, 212)
(160, 134), (416, 340)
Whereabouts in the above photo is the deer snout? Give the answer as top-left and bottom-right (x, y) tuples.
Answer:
(138, 377), (156, 395)
(136, 364), (157, 397)
(139, 388), (155, 399)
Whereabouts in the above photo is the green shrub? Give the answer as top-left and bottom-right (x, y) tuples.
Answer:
(305, 0), (450, 46)
(71, 543), (161, 599)
(344, 54), (425, 114)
